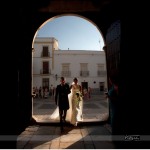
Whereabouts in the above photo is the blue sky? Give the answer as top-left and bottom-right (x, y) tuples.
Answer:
(37, 15), (104, 51)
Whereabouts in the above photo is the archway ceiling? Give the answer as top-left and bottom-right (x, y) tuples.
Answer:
(37, 0), (113, 12)
(22, 0), (121, 37)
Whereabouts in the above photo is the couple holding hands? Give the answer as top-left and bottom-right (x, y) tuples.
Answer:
(50, 77), (83, 132)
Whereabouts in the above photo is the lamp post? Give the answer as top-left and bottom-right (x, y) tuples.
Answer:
(55, 74), (57, 81)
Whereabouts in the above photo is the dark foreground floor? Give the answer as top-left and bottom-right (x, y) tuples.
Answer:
(16, 122), (150, 149)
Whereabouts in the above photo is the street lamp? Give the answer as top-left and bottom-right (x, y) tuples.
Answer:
(55, 74), (57, 81)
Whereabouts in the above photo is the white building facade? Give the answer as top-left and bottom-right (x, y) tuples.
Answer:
(33, 37), (107, 92)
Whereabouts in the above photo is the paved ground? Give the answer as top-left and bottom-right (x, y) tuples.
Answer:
(17, 92), (149, 149)
(32, 92), (109, 123)
(17, 123), (115, 149)
(17, 92), (117, 149)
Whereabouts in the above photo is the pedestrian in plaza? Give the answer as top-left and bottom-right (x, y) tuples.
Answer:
(83, 88), (88, 100)
(106, 71), (119, 134)
(44, 87), (49, 98)
(88, 87), (92, 99)
(55, 77), (71, 132)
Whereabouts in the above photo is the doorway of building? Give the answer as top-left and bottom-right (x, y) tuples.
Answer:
(99, 82), (105, 91)
(81, 81), (88, 91)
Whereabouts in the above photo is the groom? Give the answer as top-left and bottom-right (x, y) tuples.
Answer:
(55, 77), (71, 132)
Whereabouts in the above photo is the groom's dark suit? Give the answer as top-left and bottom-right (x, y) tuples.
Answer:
(55, 82), (71, 131)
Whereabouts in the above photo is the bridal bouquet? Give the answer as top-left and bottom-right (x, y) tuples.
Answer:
(78, 91), (83, 96)
(75, 91), (83, 109)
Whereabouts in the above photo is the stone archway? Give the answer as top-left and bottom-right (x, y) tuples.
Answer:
(17, 0), (121, 130)
(2, 0), (149, 148)
(31, 14), (109, 123)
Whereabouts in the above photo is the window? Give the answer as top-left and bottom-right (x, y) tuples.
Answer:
(97, 64), (105, 76)
(80, 63), (89, 77)
(61, 63), (70, 77)
(42, 46), (49, 57)
(97, 64), (104, 71)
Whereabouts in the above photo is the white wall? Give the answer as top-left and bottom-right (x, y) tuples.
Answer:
(33, 38), (107, 90)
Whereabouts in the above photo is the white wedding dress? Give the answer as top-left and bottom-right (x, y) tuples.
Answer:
(69, 84), (83, 125)
(50, 83), (83, 125)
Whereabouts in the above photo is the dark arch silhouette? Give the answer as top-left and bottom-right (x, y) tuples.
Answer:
(1, 0), (149, 149)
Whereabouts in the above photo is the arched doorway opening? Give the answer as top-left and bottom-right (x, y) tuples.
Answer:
(31, 14), (109, 124)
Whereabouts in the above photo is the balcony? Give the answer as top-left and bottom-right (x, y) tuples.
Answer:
(40, 69), (51, 75)
(61, 71), (71, 77)
(80, 71), (89, 77)
(41, 52), (50, 58)
(97, 70), (106, 77)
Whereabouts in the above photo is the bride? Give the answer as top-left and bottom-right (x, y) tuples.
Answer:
(69, 77), (83, 126)
(50, 77), (83, 126)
